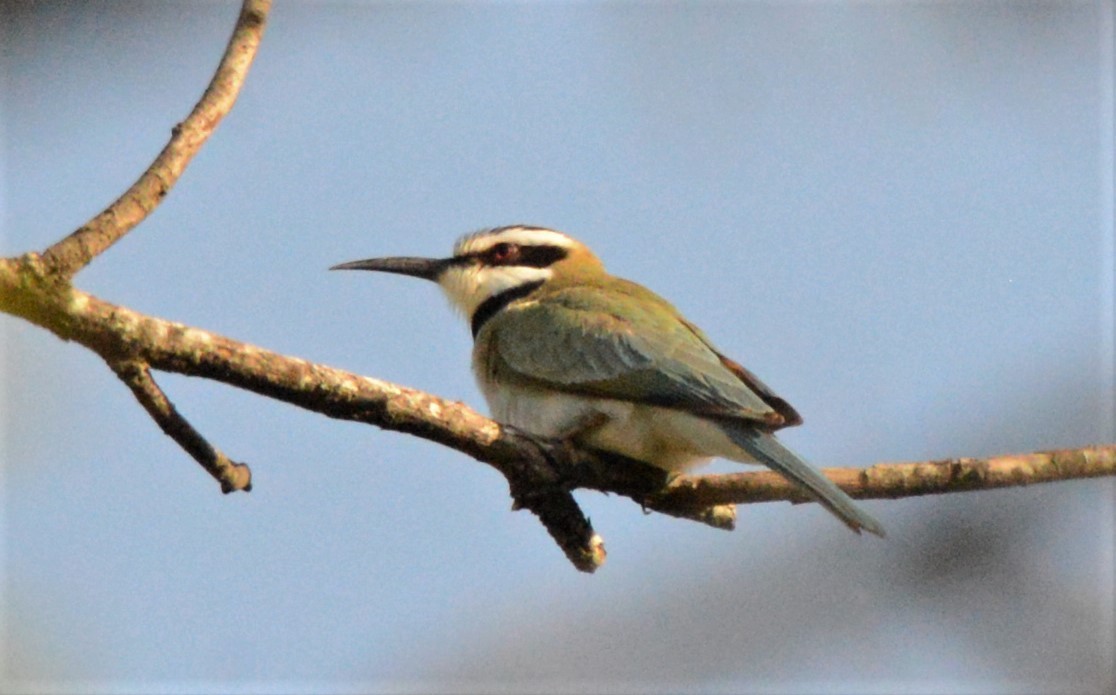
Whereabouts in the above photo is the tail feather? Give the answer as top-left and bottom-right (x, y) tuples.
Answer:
(723, 424), (886, 537)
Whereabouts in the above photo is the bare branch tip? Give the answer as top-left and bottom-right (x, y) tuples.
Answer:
(220, 461), (253, 494)
(702, 504), (737, 531)
(580, 533), (607, 573)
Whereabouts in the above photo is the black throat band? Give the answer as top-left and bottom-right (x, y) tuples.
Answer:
(470, 280), (544, 338)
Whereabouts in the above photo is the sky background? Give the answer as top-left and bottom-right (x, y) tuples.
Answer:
(2, 1), (1114, 692)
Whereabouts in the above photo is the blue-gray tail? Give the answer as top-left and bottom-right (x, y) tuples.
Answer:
(723, 424), (886, 537)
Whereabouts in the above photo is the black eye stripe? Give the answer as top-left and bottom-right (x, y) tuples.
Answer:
(518, 245), (568, 268)
(458, 244), (568, 269)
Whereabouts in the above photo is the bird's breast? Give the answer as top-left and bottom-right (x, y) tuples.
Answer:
(477, 375), (736, 473)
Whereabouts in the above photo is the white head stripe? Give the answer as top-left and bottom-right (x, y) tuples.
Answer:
(454, 227), (575, 257)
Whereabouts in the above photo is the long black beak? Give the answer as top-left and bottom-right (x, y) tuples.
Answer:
(329, 256), (453, 282)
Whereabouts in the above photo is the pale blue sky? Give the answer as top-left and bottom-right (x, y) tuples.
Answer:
(3, 2), (1113, 692)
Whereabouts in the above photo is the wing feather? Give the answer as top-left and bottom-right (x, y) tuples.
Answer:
(485, 283), (795, 426)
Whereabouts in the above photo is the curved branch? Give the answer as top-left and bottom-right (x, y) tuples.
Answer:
(39, 0), (270, 279)
(0, 263), (605, 571)
(2, 271), (1113, 571)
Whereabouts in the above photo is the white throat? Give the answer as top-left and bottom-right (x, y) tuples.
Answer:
(437, 264), (551, 318)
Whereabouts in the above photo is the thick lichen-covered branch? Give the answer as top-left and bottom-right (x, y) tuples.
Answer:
(0, 270), (603, 571)
(3, 270), (1114, 570)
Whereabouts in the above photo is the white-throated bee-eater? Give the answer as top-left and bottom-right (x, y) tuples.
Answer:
(333, 225), (884, 537)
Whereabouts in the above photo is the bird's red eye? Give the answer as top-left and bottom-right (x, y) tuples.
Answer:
(490, 243), (519, 263)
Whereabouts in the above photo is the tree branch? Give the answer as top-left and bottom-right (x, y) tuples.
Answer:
(3, 272), (1113, 570)
(652, 446), (1116, 509)
(2, 0), (1112, 573)
(109, 358), (252, 493)
(39, 0), (270, 279)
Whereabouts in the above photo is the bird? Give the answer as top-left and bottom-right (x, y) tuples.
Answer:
(332, 225), (884, 537)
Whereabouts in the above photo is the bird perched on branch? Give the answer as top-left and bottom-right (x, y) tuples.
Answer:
(333, 225), (884, 537)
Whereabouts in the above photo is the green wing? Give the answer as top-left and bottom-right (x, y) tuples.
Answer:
(483, 281), (798, 426)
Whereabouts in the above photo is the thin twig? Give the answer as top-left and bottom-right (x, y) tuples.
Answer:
(39, 0), (271, 279)
(654, 446), (1116, 509)
(110, 359), (252, 493)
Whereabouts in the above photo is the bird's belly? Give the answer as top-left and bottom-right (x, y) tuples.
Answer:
(484, 386), (747, 473)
